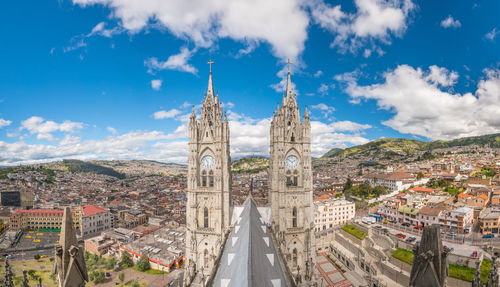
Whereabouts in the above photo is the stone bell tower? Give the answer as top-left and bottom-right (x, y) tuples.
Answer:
(269, 60), (315, 284)
(184, 60), (232, 286)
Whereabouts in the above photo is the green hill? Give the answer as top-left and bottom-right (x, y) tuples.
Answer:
(231, 157), (269, 174)
(320, 133), (500, 159)
(61, 159), (125, 179)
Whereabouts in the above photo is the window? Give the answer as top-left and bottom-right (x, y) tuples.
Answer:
(292, 207), (297, 228)
(292, 248), (298, 267)
(291, 133), (295, 142)
(204, 249), (209, 267)
(293, 171), (298, 186)
(286, 171), (292, 186)
(201, 170), (207, 187)
(204, 207), (209, 228)
(209, 170), (214, 187)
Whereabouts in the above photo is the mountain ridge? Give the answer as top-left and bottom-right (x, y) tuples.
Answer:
(320, 133), (500, 159)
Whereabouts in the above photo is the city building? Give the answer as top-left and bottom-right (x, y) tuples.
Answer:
(10, 209), (81, 233)
(80, 205), (114, 238)
(479, 208), (500, 235)
(120, 226), (185, 273)
(10, 205), (113, 237)
(313, 198), (355, 231)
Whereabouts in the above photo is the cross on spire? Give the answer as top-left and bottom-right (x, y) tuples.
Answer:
(207, 59), (214, 74)
(287, 59), (293, 74)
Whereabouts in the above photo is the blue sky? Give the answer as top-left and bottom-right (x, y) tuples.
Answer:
(0, 0), (499, 165)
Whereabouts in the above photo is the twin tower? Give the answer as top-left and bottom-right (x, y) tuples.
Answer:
(185, 61), (315, 286)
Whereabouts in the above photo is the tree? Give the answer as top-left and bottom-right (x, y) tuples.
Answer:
(118, 272), (125, 283)
(136, 255), (150, 272)
(121, 251), (133, 267)
(27, 270), (36, 280)
(92, 270), (105, 283)
(132, 281), (140, 287)
(343, 177), (353, 192)
(34, 254), (40, 260)
(417, 172), (424, 179)
(106, 257), (117, 269)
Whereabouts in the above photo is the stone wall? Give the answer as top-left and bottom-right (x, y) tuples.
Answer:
(375, 261), (410, 286)
(335, 233), (362, 255)
(396, 240), (414, 251)
(446, 276), (472, 287)
(339, 228), (363, 246)
(389, 256), (412, 273)
(372, 233), (395, 250)
(448, 252), (481, 269)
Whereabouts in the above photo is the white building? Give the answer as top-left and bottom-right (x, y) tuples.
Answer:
(80, 205), (114, 238)
(314, 198), (355, 232)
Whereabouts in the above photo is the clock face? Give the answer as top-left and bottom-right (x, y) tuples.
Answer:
(286, 155), (299, 169)
(201, 155), (215, 169)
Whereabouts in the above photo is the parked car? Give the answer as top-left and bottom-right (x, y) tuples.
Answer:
(471, 251), (478, 258)
(375, 225), (382, 229)
(396, 233), (407, 239)
(383, 220), (389, 224)
(406, 236), (416, 242)
(402, 222), (410, 227)
(413, 226), (424, 230)
(381, 228), (389, 232)
(448, 232), (456, 237)
(416, 240), (421, 245)
(483, 234), (494, 238)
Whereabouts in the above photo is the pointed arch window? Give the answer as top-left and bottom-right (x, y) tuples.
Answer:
(204, 249), (209, 267)
(293, 170), (299, 186)
(292, 207), (297, 228)
(292, 248), (298, 267)
(286, 171), (292, 186)
(201, 170), (207, 187)
(209, 170), (214, 187)
(203, 207), (209, 228)
(291, 133), (295, 142)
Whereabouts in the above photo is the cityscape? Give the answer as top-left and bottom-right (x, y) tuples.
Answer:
(1, 0), (500, 287)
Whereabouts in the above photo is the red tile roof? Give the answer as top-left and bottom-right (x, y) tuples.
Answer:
(409, 187), (436, 193)
(12, 209), (72, 216)
(82, 205), (109, 216)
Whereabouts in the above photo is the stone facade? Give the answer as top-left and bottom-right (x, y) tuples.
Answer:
(269, 64), (316, 283)
(184, 64), (232, 285)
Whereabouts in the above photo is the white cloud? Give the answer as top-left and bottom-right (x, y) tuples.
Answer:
(311, 120), (371, 156)
(310, 0), (415, 54)
(317, 83), (335, 96)
(0, 130), (187, 165)
(440, 15), (461, 28)
(314, 70), (323, 78)
(151, 79), (162, 90)
(20, 116), (84, 141)
(73, 0), (309, 60)
(341, 65), (500, 140)
(153, 109), (181, 119)
(311, 103), (335, 117)
(107, 126), (118, 135)
(485, 28), (500, 41)
(2, 107), (373, 165)
(271, 65), (297, 93)
(0, 118), (12, 128)
(89, 21), (122, 38)
(145, 47), (198, 74)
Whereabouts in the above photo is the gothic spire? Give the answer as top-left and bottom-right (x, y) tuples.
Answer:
(285, 59), (293, 98)
(304, 105), (309, 119)
(207, 59), (215, 97)
(54, 207), (88, 287)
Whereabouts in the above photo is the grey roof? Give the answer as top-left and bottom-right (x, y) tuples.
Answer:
(213, 198), (291, 287)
